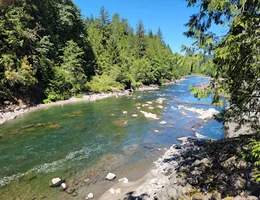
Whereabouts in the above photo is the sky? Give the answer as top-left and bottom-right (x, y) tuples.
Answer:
(73, 0), (225, 53)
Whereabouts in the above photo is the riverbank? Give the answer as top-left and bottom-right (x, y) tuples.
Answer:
(0, 90), (131, 126)
(100, 135), (260, 200)
(0, 76), (192, 126)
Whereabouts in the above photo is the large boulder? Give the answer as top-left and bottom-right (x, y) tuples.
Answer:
(106, 172), (116, 180)
(50, 177), (63, 187)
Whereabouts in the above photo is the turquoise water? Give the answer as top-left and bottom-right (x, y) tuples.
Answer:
(0, 76), (224, 199)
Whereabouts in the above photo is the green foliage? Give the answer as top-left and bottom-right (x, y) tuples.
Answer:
(131, 59), (156, 85)
(43, 98), (51, 104)
(75, 94), (83, 98)
(86, 74), (124, 93)
(185, 0), (260, 180)
(249, 139), (260, 182)
(189, 85), (211, 100)
(45, 40), (86, 101)
(184, 0), (260, 131)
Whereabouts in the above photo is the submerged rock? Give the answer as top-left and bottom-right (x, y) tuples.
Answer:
(112, 120), (128, 127)
(71, 192), (77, 196)
(122, 144), (139, 155)
(65, 188), (75, 194)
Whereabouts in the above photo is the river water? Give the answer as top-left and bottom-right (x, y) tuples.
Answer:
(0, 76), (223, 199)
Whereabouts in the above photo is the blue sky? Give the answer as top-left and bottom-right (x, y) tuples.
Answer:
(73, 0), (226, 53)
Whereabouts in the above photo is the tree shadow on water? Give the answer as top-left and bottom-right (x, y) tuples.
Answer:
(123, 191), (148, 200)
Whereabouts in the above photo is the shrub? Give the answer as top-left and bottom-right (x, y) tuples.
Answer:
(43, 99), (51, 104)
(75, 94), (83, 98)
(86, 74), (124, 93)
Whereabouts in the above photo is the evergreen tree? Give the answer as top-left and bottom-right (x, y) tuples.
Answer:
(148, 29), (154, 38)
(157, 27), (163, 42)
(97, 6), (110, 26)
(46, 40), (86, 101)
(135, 20), (147, 58)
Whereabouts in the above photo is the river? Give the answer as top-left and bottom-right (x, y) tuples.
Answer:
(0, 76), (223, 199)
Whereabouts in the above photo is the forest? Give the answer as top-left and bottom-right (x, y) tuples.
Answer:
(0, 0), (215, 105)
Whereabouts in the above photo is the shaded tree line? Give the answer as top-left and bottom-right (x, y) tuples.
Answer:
(0, 0), (214, 105)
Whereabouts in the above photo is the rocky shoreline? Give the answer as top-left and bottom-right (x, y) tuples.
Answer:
(101, 135), (260, 200)
(0, 90), (132, 126)
(0, 76), (189, 126)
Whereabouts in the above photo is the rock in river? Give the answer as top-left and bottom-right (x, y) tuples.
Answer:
(109, 188), (115, 194)
(140, 111), (159, 120)
(85, 193), (94, 199)
(50, 177), (63, 187)
(106, 172), (116, 180)
(118, 177), (129, 184)
(159, 120), (167, 124)
(61, 183), (67, 190)
(115, 188), (121, 194)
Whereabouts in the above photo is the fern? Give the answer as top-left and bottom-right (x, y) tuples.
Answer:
(249, 139), (260, 182)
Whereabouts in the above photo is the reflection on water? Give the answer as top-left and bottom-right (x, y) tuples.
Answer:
(0, 76), (224, 199)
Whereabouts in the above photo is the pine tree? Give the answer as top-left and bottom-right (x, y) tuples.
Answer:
(157, 27), (163, 41)
(135, 20), (147, 58)
(46, 40), (86, 100)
